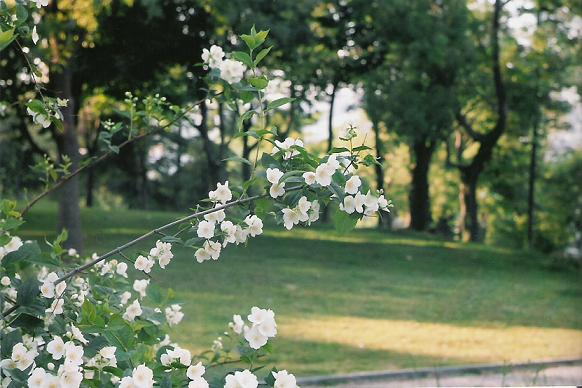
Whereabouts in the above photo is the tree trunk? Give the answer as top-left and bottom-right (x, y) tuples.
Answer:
(327, 81), (338, 152)
(459, 169), (479, 242)
(198, 101), (220, 189)
(372, 119), (391, 229)
(409, 138), (435, 231)
(242, 139), (252, 183)
(85, 168), (95, 207)
(54, 67), (84, 252)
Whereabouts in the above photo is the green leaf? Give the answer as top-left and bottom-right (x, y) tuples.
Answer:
(254, 46), (272, 66)
(255, 30), (269, 46)
(353, 145), (372, 152)
(16, 279), (40, 307)
(231, 51), (253, 68)
(1, 329), (22, 358)
(330, 147), (350, 154)
(240, 34), (256, 50)
(266, 97), (295, 111)
(223, 156), (252, 165)
(260, 153), (280, 168)
(2, 241), (46, 267)
(237, 110), (257, 130)
(332, 207), (358, 234)
(328, 182), (345, 202)
(249, 76), (268, 90)
(0, 28), (16, 52)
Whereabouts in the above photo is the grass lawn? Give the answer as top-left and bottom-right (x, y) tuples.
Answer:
(19, 203), (582, 376)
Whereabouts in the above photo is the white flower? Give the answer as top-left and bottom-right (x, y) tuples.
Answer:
(209, 181), (232, 203)
(116, 262), (128, 278)
(244, 307), (277, 349)
(189, 377), (209, 388)
(269, 182), (286, 199)
(378, 194), (392, 211)
(314, 164), (333, 186)
(354, 192), (366, 213)
(11, 342), (37, 370)
(234, 225), (249, 244)
(363, 191), (379, 215)
(133, 279), (149, 298)
(219, 59), (246, 84)
(282, 208), (300, 230)
(205, 240), (221, 260)
(272, 370), (299, 388)
(59, 366), (83, 388)
(132, 364), (154, 388)
(340, 195), (355, 214)
(120, 291), (132, 305)
(99, 346), (117, 360)
(0, 276), (10, 286)
(40, 280), (55, 298)
(47, 298), (65, 315)
(309, 200), (320, 224)
(123, 299), (143, 322)
(201, 45), (224, 68)
(326, 155), (341, 172)
(30, 0), (49, 8)
(302, 171), (316, 185)
(220, 221), (237, 246)
(27, 367), (47, 387)
(297, 196), (311, 221)
(266, 168), (284, 184)
(135, 255), (155, 274)
(67, 248), (78, 257)
(32, 26), (39, 45)
(229, 314), (244, 334)
(204, 208), (226, 223)
(5, 236), (23, 253)
(162, 346), (192, 366)
(194, 247), (210, 263)
(344, 175), (361, 195)
(119, 376), (136, 388)
(165, 304), (184, 326)
(273, 138), (304, 160)
(224, 369), (258, 388)
(187, 362), (205, 380)
(149, 240), (173, 269)
(195, 240), (221, 263)
(27, 108), (51, 128)
(100, 261), (113, 276)
(197, 220), (215, 239)
(63, 341), (84, 366)
(244, 215), (263, 237)
(70, 324), (88, 345)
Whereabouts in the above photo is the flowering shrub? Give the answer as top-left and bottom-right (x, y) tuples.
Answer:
(0, 3), (392, 387)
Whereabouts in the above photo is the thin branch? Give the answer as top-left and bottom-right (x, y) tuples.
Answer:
(455, 112), (486, 142)
(21, 94), (220, 216)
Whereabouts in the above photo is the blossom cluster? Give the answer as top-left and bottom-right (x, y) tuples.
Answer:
(202, 45), (246, 84)
(228, 306), (278, 350)
(194, 181), (264, 263)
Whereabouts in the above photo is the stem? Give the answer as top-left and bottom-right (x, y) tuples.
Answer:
(21, 94), (219, 216)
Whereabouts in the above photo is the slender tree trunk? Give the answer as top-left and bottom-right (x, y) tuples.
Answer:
(526, 119), (539, 246)
(85, 169), (95, 207)
(459, 169), (480, 241)
(372, 118), (391, 229)
(241, 117), (253, 183)
(327, 82), (338, 152)
(198, 101), (220, 189)
(54, 67), (83, 252)
(409, 138), (435, 231)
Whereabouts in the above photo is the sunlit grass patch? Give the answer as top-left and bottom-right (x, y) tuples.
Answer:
(280, 316), (582, 365)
